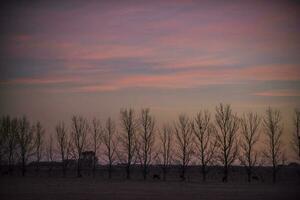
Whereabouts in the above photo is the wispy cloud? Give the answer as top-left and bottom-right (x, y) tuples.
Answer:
(1, 0), (299, 94)
(238, 64), (300, 81)
(253, 89), (300, 97)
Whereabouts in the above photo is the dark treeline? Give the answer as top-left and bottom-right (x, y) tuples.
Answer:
(0, 103), (299, 183)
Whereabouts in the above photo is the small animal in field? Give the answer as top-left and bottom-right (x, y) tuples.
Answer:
(252, 175), (259, 181)
(222, 176), (227, 182)
(153, 174), (160, 180)
(179, 174), (186, 181)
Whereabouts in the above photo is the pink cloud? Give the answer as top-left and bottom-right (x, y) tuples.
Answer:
(12, 34), (32, 42)
(75, 63), (300, 92)
(158, 56), (239, 69)
(254, 89), (300, 97)
(238, 64), (300, 81)
(1, 76), (81, 85)
(3, 63), (299, 93)
(75, 69), (237, 92)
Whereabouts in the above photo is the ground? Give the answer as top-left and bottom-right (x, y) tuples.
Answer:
(0, 177), (299, 200)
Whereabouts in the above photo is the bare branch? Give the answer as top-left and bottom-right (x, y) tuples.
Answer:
(174, 114), (194, 180)
(263, 107), (283, 183)
(215, 103), (239, 182)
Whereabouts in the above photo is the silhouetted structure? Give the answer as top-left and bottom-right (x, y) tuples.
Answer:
(80, 151), (97, 169)
(71, 115), (89, 177)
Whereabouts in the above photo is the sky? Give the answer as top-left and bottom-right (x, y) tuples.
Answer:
(0, 0), (300, 159)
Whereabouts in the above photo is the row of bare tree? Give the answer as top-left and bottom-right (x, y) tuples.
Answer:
(0, 104), (299, 183)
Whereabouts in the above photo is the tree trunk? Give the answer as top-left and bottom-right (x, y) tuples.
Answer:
(93, 158), (96, 178)
(35, 161), (40, 174)
(298, 136), (300, 158)
(8, 154), (13, 176)
(272, 166), (276, 183)
(77, 159), (81, 177)
(181, 166), (186, 181)
(108, 164), (112, 179)
(223, 165), (228, 183)
(143, 165), (147, 180)
(202, 165), (206, 182)
(126, 164), (130, 179)
(62, 161), (66, 177)
(247, 168), (251, 182)
(162, 168), (166, 181)
(22, 156), (26, 176)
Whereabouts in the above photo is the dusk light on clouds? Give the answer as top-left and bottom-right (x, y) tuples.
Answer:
(0, 0), (300, 158)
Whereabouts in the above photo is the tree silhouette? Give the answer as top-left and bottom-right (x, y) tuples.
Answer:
(215, 103), (239, 182)
(292, 109), (300, 160)
(137, 108), (155, 180)
(158, 124), (173, 181)
(71, 115), (89, 177)
(7, 117), (18, 175)
(103, 117), (117, 179)
(46, 134), (54, 176)
(192, 110), (217, 182)
(55, 121), (69, 177)
(0, 116), (18, 175)
(174, 114), (194, 181)
(91, 117), (102, 177)
(0, 116), (9, 174)
(263, 107), (283, 183)
(34, 121), (45, 173)
(17, 116), (35, 176)
(239, 112), (261, 182)
(119, 108), (138, 180)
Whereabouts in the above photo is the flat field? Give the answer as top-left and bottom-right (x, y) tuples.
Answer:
(0, 176), (299, 200)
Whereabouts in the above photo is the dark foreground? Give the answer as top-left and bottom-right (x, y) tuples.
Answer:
(0, 177), (299, 200)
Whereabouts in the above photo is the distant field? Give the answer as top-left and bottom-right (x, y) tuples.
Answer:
(1, 166), (300, 200)
(0, 177), (299, 200)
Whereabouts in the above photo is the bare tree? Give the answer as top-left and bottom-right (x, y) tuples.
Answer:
(0, 116), (18, 175)
(34, 121), (45, 173)
(46, 134), (54, 176)
(103, 117), (117, 179)
(215, 103), (239, 182)
(174, 114), (194, 181)
(91, 117), (102, 177)
(6, 117), (18, 175)
(0, 116), (9, 173)
(17, 116), (35, 176)
(71, 115), (89, 177)
(137, 108), (155, 180)
(119, 108), (138, 179)
(192, 110), (217, 182)
(239, 112), (261, 182)
(55, 121), (69, 177)
(158, 124), (173, 181)
(292, 109), (300, 160)
(263, 107), (283, 183)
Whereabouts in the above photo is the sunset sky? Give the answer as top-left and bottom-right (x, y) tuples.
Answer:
(0, 0), (300, 158)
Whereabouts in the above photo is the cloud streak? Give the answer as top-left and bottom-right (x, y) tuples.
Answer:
(254, 89), (300, 97)
(0, 0), (299, 95)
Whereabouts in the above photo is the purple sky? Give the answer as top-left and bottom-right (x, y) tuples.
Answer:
(0, 0), (300, 159)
